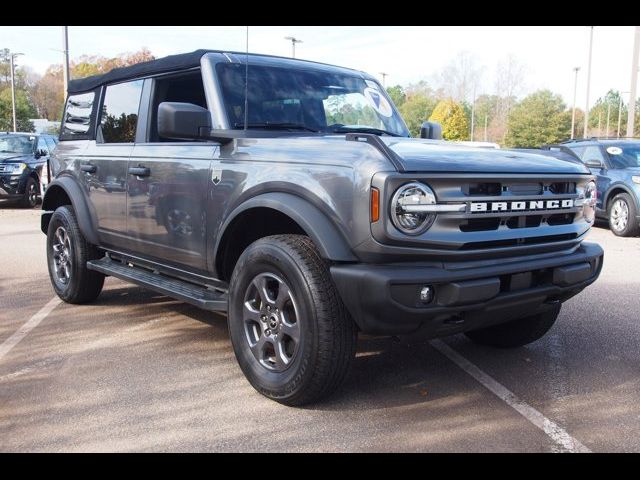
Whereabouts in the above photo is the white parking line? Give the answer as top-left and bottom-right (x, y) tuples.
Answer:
(430, 339), (591, 453)
(0, 296), (61, 363)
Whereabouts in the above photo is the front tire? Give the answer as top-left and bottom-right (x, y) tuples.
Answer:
(46, 205), (105, 303)
(228, 234), (357, 406)
(608, 193), (639, 237)
(464, 304), (561, 348)
(20, 177), (38, 208)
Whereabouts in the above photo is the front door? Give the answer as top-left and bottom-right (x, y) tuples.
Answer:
(126, 144), (213, 271)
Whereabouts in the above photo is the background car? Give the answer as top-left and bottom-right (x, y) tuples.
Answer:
(0, 132), (57, 208)
(542, 138), (640, 237)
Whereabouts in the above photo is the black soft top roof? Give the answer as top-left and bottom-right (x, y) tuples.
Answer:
(67, 49), (369, 95)
(67, 49), (212, 94)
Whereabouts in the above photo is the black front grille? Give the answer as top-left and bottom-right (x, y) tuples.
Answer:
(460, 233), (578, 250)
(464, 182), (501, 196)
(549, 182), (576, 194)
(508, 183), (542, 195)
(506, 215), (543, 229)
(460, 217), (500, 232)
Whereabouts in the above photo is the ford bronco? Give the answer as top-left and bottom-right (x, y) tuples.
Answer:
(42, 50), (603, 405)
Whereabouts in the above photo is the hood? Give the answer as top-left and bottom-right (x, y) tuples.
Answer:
(0, 153), (32, 163)
(383, 138), (590, 174)
(621, 166), (640, 175)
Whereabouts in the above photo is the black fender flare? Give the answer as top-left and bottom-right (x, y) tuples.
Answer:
(41, 176), (99, 245)
(215, 192), (357, 262)
(604, 182), (639, 212)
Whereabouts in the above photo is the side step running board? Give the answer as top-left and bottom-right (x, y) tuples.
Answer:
(87, 257), (228, 312)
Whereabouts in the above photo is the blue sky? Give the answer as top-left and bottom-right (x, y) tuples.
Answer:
(1, 26), (637, 107)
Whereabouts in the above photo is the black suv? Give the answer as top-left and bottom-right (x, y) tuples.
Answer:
(543, 139), (640, 236)
(0, 132), (57, 208)
(42, 50), (603, 405)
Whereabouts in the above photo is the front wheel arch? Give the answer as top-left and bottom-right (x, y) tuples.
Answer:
(214, 193), (357, 280)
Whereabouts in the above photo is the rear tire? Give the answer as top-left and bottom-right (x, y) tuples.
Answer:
(228, 234), (357, 406)
(46, 205), (105, 303)
(464, 304), (561, 348)
(608, 193), (639, 237)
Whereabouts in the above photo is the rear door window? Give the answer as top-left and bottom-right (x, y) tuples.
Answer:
(98, 80), (144, 143)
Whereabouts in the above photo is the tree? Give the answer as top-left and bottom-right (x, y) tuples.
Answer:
(494, 54), (526, 142)
(589, 90), (627, 137)
(398, 94), (438, 137)
(31, 66), (65, 121)
(386, 85), (406, 108)
(0, 88), (36, 131)
(505, 90), (569, 147)
(438, 51), (483, 103)
(429, 98), (468, 140)
(70, 48), (155, 79)
(472, 94), (499, 141)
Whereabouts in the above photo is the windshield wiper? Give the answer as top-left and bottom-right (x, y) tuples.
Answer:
(233, 122), (319, 133)
(330, 126), (402, 137)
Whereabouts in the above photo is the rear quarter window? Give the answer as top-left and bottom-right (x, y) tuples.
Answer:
(60, 91), (99, 141)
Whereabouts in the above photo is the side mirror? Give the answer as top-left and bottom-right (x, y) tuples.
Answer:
(420, 121), (442, 140)
(35, 149), (47, 158)
(158, 102), (212, 140)
(584, 158), (604, 169)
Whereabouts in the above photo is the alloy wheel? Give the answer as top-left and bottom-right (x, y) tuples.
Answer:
(242, 272), (301, 372)
(52, 226), (72, 284)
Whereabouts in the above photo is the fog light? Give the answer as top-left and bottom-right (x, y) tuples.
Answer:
(420, 285), (434, 303)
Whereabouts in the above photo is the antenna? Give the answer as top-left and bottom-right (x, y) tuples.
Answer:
(244, 26), (249, 131)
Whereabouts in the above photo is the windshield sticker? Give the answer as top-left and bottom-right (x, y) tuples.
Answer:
(606, 146), (623, 155)
(363, 87), (392, 117)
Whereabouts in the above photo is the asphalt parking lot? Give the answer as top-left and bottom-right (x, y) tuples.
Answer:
(1, 204), (639, 452)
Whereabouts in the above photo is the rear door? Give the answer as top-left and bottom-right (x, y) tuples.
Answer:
(125, 71), (214, 272)
(82, 80), (144, 249)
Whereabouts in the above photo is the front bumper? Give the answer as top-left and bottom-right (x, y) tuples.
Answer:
(331, 242), (603, 337)
(0, 174), (25, 197)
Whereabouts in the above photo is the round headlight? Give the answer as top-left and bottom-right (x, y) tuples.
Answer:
(582, 180), (597, 223)
(391, 182), (437, 235)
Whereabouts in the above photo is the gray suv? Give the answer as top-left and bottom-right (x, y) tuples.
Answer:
(42, 50), (603, 405)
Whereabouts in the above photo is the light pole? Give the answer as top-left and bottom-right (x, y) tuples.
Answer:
(626, 25), (639, 138)
(571, 67), (580, 139)
(9, 52), (24, 132)
(470, 85), (476, 141)
(584, 26), (594, 138)
(379, 72), (388, 88)
(62, 26), (70, 96)
(284, 36), (303, 58)
(617, 91), (630, 138)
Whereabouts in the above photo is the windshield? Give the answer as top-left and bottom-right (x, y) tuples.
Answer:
(216, 63), (410, 137)
(0, 135), (35, 155)
(607, 143), (640, 169)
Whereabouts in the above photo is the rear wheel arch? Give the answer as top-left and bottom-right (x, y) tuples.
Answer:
(41, 178), (99, 246)
(214, 193), (357, 281)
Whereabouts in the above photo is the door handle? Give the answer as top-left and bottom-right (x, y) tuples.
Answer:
(128, 166), (151, 177)
(80, 163), (97, 173)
